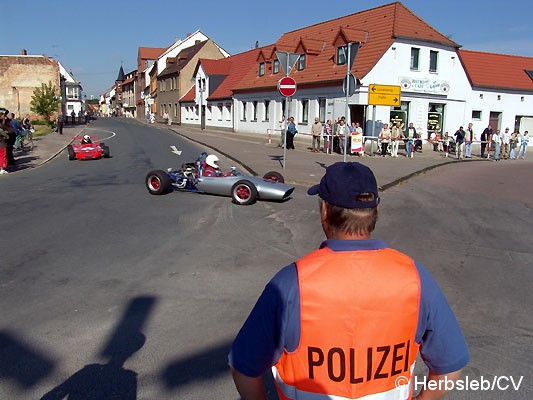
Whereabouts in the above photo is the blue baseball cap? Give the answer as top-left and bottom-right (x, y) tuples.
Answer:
(307, 162), (380, 208)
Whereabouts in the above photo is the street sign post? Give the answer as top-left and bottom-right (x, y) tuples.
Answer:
(368, 84), (401, 106)
(343, 73), (356, 96)
(278, 76), (297, 97)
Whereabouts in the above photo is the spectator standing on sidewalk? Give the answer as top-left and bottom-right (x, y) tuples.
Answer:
(378, 123), (391, 157)
(390, 122), (403, 157)
(501, 128), (511, 159)
(70, 110), (76, 124)
(0, 115), (10, 174)
(286, 117), (297, 150)
(464, 123), (475, 158)
(2, 116), (16, 167)
(311, 117), (322, 152)
(84, 110), (90, 124)
(454, 126), (465, 160)
(517, 131), (529, 159)
(278, 115), (287, 148)
(404, 122), (417, 157)
(509, 131), (519, 159)
(492, 130), (502, 161)
(229, 162), (470, 400)
(57, 113), (64, 134)
(480, 125), (492, 158)
(322, 119), (332, 153)
(336, 118), (348, 154)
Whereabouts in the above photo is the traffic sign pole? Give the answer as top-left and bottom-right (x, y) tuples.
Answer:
(276, 52), (299, 170)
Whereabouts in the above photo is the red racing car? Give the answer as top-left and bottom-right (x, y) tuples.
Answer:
(67, 135), (110, 160)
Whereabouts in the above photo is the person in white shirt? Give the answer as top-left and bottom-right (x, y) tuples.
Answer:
(501, 127), (511, 159)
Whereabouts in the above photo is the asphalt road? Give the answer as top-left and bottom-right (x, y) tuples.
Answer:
(0, 118), (531, 399)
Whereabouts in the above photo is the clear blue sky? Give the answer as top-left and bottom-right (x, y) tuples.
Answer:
(3, 0), (531, 99)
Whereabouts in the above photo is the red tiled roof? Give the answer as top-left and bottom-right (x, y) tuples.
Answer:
(138, 46), (167, 61)
(181, 48), (264, 102)
(197, 57), (232, 76)
(209, 48), (263, 99)
(235, 1), (458, 91)
(180, 85), (195, 102)
(459, 50), (533, 91)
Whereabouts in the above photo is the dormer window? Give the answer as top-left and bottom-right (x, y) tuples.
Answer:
(297, 54), (306, 71)
(273, 60), (280, 74)
(337, 46), (347, 65)
(259, 62), (265, 77)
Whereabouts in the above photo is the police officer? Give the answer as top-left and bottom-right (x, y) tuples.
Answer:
(229, 162), (469, 400)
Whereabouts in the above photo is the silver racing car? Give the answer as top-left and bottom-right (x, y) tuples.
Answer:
(145, 152), (295, 205)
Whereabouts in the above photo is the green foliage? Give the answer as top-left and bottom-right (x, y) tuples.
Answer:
(30, 81), (60, 125)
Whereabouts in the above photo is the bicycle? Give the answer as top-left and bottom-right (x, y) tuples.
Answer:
(14, 128), (34, 152)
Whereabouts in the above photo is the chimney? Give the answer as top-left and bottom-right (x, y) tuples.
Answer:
(21, 49), (27, 55)
(186, 33), (191, 37)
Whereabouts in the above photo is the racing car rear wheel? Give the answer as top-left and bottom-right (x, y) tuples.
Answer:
(231, 180), (258, 205)
(263, 171), (285, 183)
(102, 145), (110, 158)
(146, 170), (171, 195)
(67, 145), (76, 160)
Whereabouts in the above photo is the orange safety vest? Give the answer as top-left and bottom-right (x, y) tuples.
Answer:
(273, 247), (421, 400)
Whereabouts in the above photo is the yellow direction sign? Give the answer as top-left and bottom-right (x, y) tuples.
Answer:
(368, 84), (401, 106)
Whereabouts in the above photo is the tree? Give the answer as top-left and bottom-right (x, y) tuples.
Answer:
(30, 81), (60, 125)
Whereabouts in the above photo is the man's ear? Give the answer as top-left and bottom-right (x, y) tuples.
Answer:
(320, 200), (327, 221)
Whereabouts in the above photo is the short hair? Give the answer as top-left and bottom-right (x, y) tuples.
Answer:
(322, 194), (378, 236)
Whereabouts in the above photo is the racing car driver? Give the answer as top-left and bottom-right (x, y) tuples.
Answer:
(203, 154), (231, 177)
(81, 134), (92, 144)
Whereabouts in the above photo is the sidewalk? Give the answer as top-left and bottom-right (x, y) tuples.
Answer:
(10, 124), (86, 172)
(164, 124), (477, 189)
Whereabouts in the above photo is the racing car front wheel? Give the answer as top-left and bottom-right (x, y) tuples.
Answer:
(263, 171), (285, 183)
(231, 180), (258, 205)
(67, 145), (76, 160)
(102, 145), (110, 158)
(146, 170), (171, 195)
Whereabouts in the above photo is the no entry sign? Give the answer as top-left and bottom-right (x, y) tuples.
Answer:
(278, 76), (297, 97)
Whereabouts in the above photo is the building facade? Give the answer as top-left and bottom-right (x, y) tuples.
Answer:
(179, 1), (533, 147)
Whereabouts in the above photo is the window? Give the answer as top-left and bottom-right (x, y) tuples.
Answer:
(301, 99), (309, 123)
(273, 60), (279, 74)
(259, 62), (265, 77)
(429, 50), (438, 73)
(225, 104), (232, 121)
(241, 102), (247, 121)
(410, 48), (420, 71)
(252, 101), (258, 121)
(318, 98), (326, 123)
(472, 110), (482, 120)
(337, 46), (347, 65)
(264, 100), (270, 121)
(298, 55), (306, 70)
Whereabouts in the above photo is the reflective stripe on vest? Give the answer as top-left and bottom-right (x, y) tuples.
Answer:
(273, 247), (421, 400)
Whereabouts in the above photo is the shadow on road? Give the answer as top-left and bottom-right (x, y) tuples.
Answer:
(40, 296), (156, 400)
(0, 330), (55, 388)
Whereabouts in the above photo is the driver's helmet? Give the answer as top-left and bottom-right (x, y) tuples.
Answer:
(205, 154), (220, 169)
(82, 134), (92, 144)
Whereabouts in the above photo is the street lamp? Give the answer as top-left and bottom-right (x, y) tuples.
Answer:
(198, 78), (206, 130)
